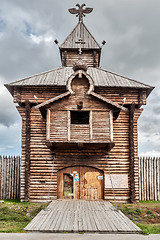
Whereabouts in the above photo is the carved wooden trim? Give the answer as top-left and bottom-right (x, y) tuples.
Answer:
(34, 91), (70, 110)
(66, 70), (94, 94)
(90, 92), (128, 111)
(129, 102), (136, 203)
(25, 100), (31, 201)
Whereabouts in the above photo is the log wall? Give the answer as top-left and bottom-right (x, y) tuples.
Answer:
(13, 81), (145, 202)
(62, 50), (99, 67)
(14, 86), (147, 106)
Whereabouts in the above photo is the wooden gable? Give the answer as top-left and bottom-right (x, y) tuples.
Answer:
(35, 71), (127, 149)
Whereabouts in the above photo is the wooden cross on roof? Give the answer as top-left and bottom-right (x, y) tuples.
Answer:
(68, 4), (93, 22)
(75, 38), (85, 55)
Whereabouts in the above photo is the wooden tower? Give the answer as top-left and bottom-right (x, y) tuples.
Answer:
(5, 4), (153, 202)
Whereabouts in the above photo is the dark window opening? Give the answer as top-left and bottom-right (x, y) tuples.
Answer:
(71, 111), (89, 124)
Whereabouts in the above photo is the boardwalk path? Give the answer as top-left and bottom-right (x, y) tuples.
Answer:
(25, 200), (141, 233)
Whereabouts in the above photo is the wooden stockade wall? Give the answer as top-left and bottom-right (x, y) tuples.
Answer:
(139, 157), (160, 201)
(0, 156), (21, 200)
(0, 156), (160, 201)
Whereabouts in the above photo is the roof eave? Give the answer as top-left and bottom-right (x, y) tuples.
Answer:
(4, 84), (14, 96)
(146, 86), (155, 98)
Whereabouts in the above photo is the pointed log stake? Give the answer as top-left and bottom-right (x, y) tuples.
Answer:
(68, 4), (93, 22)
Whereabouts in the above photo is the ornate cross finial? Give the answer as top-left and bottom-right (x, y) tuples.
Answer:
(75, 38), (85, 55)
(68, 4), (93, 22)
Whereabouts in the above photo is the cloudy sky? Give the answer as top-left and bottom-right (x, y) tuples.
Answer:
(0, 0), (160, 156)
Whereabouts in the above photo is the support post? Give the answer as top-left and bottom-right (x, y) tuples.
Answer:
(129, 102), (136, 202)
(63, 50), (67, 66)
(25, 100), (31, 201)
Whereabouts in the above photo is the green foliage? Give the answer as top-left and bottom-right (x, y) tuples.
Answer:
(30, 203), (48, 218)
(118, 201), (160, 234)
(0, 199), (48, 232)
(137, 223), (160, 234)
(0, 206), (30, 222)
(147, 210), (153, 214)
(139, 200), (160, 204)
(120, 206), (144, 216)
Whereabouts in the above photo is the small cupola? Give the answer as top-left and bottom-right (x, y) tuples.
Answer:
(59, 4), (101, 68)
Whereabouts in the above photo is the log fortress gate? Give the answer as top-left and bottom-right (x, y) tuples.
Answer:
(5, 4), (154, 203)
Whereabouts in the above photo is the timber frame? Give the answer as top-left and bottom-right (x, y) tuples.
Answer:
(5, 4), (154, 202)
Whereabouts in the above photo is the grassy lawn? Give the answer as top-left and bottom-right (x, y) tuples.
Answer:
(0, 199), (159, 234)
(0, 199), (48, 232)
(117, 200), (160, 234)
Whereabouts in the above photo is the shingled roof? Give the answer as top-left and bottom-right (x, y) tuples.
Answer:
(60, 21), (100, 50)
(5, 67), (153, 97)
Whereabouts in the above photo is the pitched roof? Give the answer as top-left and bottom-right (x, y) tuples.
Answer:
(6, 67), (153, 92)
(60, 22), (100, 49)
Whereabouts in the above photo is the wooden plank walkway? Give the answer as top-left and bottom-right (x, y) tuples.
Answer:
(24, 200), (141, 233)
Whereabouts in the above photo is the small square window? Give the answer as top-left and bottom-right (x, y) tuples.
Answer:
(71, 111), (89, 124)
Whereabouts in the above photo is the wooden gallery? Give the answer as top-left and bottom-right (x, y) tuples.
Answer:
(5, 5), (153, 203)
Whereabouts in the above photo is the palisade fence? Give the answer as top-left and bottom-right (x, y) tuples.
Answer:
(0, 156), (21, 200)
(0, 156), (160, 200)
(139, 157), (160, 201)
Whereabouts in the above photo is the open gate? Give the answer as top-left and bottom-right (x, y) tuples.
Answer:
(57, 166), (104, 200)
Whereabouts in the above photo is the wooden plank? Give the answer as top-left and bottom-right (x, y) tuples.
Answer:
(24, 200), (141, 233)
(67, 110), (70, 141)
(109, 110), (113, 142)
(46, 109), (50, 141)
(89, 110), (93, 141)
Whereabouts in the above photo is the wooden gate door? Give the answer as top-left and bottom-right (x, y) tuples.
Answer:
(57, 166), (104, 200)
(80, 166), (104, 200)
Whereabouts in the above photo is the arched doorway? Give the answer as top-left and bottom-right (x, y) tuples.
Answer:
(57, 166), (104, 200)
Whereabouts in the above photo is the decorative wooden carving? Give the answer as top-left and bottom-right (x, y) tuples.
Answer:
(67, 70), (94, 94)
(68, 4), (93, 22)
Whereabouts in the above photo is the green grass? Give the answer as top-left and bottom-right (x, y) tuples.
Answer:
(117, 201), (160, 234)
(137, 223), (160, 235)
(0, 199), (48, 232)
(139, 200), (160, 204)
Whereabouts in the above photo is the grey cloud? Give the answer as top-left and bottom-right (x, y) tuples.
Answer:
(0, 87), (20, 127)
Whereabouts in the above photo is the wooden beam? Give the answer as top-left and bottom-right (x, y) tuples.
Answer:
(63, 50), (67, 66)
(93, 51), (97, 67)
(90, 92), (128, 111)
(129, 102), (136, 203)
(89, 110), (93, 141)
(34, 91), (70, 109)
(25, 100), (31, 201)
(67, 110), (70, 141)
(46, 109), (50, 141)
(109, 111), (113, 142)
